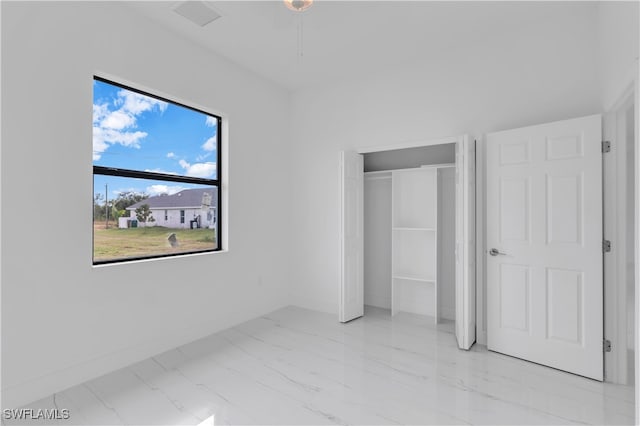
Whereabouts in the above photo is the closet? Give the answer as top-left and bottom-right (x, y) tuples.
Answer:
(363, 144), (456, 324)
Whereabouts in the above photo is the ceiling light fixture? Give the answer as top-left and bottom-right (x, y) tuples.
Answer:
(284, 0), (313, 12)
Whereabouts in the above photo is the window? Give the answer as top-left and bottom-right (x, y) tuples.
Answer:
(93, 77), (222, 264)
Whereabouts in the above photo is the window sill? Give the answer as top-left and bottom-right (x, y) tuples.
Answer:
(92, 249), (228, 268)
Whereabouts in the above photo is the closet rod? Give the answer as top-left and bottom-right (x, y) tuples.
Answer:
(365, 163), (455, 176)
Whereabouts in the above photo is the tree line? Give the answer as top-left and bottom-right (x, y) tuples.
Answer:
(93, 191), (150, 222)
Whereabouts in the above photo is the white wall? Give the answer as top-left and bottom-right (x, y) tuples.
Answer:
(289, 4), (601, 315)
(596, 1), (639, 110)
(1, 2), (291, 408)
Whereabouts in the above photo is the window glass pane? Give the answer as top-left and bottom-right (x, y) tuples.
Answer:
(93, 79), (218, 180)
(93, 174), (218, 263)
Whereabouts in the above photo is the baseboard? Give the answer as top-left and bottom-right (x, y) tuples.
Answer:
(363, 299), (391, 310)
(476, 330), (487, 346)
(291, 294), (336, 317)
(439, 305), (455, 321)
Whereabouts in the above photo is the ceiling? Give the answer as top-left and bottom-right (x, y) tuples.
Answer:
(125, 1), (596, 91)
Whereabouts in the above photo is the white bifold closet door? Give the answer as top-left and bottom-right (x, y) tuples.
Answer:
(455, 136), (476, 350)
(339, 151), (364, 323)
(340, 135), (476, 352)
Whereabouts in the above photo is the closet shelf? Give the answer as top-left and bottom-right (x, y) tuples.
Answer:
(390, 166), (439, 323)
(392, 227), (435, 231)
(393, 275), (436, 283)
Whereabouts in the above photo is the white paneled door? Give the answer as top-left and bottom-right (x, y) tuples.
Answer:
(340, 151), (364, 323)
(486, 115), (603, 380)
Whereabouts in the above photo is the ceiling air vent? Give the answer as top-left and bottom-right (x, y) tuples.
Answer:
(173, 1), (221, 27)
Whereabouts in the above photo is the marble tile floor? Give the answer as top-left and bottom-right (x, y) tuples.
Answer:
(5, 306), (635, 425)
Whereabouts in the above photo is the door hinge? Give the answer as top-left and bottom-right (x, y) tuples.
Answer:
(603, 239), (611, 253)
(602, 140), (611, 153)
(603, 339), (612, 353)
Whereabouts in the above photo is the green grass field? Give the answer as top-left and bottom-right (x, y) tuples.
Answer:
(93, 223), (216, 262)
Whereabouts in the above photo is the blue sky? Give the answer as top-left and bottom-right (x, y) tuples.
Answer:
(93, 79), (217, 201)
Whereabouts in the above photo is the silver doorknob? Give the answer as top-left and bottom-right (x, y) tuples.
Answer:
(489, 248), (506, 256)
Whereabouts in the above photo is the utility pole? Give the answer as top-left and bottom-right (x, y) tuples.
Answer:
(105, 183), (109, 229)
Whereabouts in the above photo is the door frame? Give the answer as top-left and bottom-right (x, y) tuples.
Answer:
(634, 61), (639, 426)
(603, 85), (636, 384)
(338, 135), (476, 347)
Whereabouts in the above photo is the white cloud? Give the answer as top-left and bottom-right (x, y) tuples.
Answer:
(178, 159), (216, 178)
(205, 116), (217, 127)
(112, 187), (143, 198)
(92, 88), (167, 161)
(100, 110), (135, 130)
(187, 163), (216, 178)
(201, 136), (217, 152)
(119, 90), (167, 115)
(97, 127), (147, 147)
(92, 127), (109, 161)
(146, 184), (184, 196)
(166, 152), (176, 159)
(92, 127), (147, 161)
(144, 168), (178, 175)
(196, 152), (212, 162)
(93, 103), (109, 124)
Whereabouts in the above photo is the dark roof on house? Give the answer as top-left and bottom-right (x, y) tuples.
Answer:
(127, 188), (218, 210)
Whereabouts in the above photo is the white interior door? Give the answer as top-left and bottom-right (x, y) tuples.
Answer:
(486, 115), (603, 380)
(455, 135), (476, 349)
(340, 151), (364, 322)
